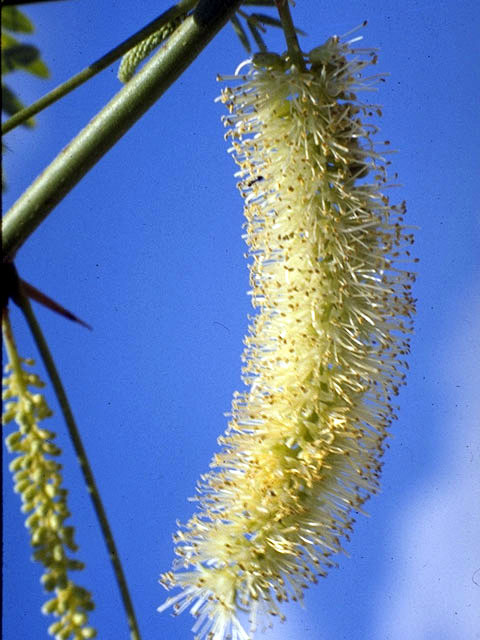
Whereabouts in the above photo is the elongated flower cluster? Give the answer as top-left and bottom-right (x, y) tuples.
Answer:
(159, 32), (416, 640)
(2, 324), (96, 640)
(118, 13), (186, 83)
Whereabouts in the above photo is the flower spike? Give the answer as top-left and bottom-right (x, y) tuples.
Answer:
(160, 31), (416, 640)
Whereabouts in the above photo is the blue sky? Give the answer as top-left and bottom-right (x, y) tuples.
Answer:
(2, 1), (479, 639)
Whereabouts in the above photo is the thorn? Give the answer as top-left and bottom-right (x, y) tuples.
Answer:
(20, 279), (92, 331)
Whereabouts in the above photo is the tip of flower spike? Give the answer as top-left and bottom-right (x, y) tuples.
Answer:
(158, 575), (252, 640)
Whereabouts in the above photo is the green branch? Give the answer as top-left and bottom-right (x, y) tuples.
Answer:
(2, 0), (197, 134)
(14, 282), (142, 640)
(2, 0), (241, 262)
(275, 0), (305, 70)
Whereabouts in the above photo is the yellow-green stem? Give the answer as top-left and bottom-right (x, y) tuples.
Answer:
(2, 0), (241, 261)
(2, 311), (27, 394)
(1, 0), (197, 134)
(275, 0), (305, 70)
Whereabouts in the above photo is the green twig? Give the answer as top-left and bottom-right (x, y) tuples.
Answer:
(2, 0), (197, 134)
(275, 0), (305, 70)
(2, 0), (242, 262)
(14, 286), (142, 640)
(2, 311), (26, 394)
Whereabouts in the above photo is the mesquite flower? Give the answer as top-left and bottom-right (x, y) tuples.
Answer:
(2, 319), (96, 640)
(159, 32), (416, 640)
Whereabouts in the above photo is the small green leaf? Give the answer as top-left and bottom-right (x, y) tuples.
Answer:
(3, 43), (40, 70)
(251, 12), (307, 36)
(1, 31), (19, 66)
(1, 7), (34, 34)
(1, 31), (15, 46)
(26, 56), (49, 78)
(230, 14), (251, 53)
(1, 32), (49, 77)
(250, 12), (282, 28)
(247, 20), (267, 53)
(1, 84), (35, 127)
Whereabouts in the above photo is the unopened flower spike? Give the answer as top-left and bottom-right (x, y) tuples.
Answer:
(159, 29), (416, 640)
(2, 315), (96, 640)
(118, 12), (186, 83)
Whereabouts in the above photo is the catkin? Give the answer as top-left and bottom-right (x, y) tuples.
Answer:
(159, 32), (416, 640)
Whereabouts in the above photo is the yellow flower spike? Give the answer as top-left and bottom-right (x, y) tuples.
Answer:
(160, 31), (415, 640)
(2, 314), (96, 640)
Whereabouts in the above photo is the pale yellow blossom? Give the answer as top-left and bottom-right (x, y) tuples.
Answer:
(160, 32), (416, 640)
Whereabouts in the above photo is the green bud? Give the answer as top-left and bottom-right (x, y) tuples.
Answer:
(41, 597), (59, 615)
(2, 408), (16, 423)
(25, 512), (40, 528)
(30, 440), (42, 454)
(21, 501), (34, 513)
(67, 559), (85, 571)
(37, 428), (54, 440)
(62, 526), (78, 550)
(43, 442), (61, 456)
(34, 547), (50, 563)
(25, 374), (44, 388)
(24, 484), (38, 501)
(37, 405), (53, 420)
(32, 527), (46, 546)
(53, 543), (64, 562)
(47, 621), (62, 635)
(6, 431), (22, 444)
(14, 479), (30, 493)
(14, 469), (29, 482)
(49, 513), (61, 530)
(72, 612), (87, 627)
(38, 502), (50, 516)
(56, 595), (68, 614)
(252, 52), (287, 71)
(45, 483), (56, 498)
(56, 502), (69, 518)
(56, 627), (72, 640)
(32, 467), (47, 483)
(57, 574), (68, 590)
(6, 434), (23, 452)
(10, 457), (26, 472)
(308, 40), (337, 65)
(42, 572), (58, 591)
